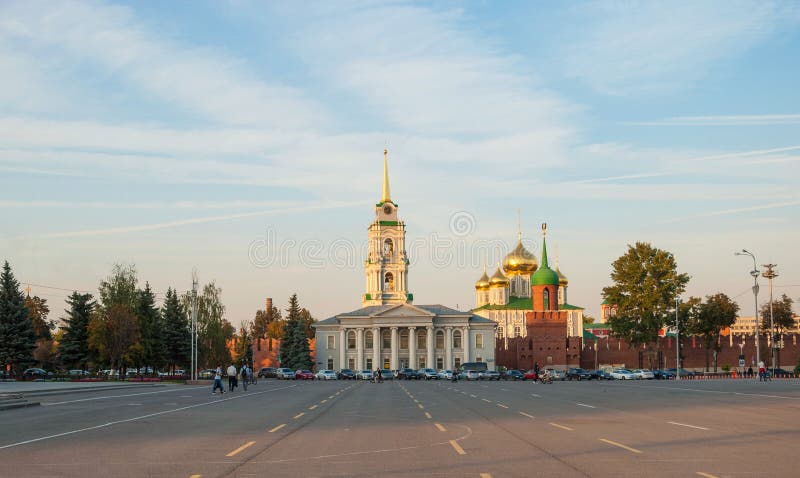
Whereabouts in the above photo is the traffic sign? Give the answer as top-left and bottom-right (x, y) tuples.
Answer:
(739, 358), (746, 367)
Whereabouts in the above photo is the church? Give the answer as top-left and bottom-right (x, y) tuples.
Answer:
(313, 151), (497, 371)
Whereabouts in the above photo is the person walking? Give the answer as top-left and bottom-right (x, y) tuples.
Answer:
(240, 364), (250, 391)
(758, 360), (766, 382)
(227, 364), (237, 391)
(212, 365), (224, 395)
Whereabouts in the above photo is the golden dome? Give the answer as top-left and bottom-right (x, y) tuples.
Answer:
(502, 240), (538, 276)
(556, 265), (568, 286)
(475, 271), (490, 290)
(489, 267), (509, 287)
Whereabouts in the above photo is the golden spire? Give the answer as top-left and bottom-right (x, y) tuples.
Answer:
(517, 209), (522, 241)
(381, 148), (391, 203)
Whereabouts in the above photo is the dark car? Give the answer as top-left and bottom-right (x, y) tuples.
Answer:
(589, 369), (613, 380)
(23, 368), (51, 379)
(502, 370), (525, 381)
(653, 369), (674, 380)
(398, 368), (421, 380)
(769, 368), (794, 378)
(566, 368), (592, 381)
(258, 367), (277, 379)
(379, 369), (394, 381)
(667, 368), (695, 378)
(337, 369), (356, 380)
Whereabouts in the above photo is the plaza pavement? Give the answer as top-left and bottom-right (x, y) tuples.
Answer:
(1, 378), (799, 477)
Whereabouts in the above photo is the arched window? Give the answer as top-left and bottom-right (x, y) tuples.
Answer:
(383, 238), (394, 255)
(384, 272), (394, 291)
(417, 329), (426, 349)
(436, 330), (444, 349)
(365, 331), (373, 349)
(453, 330), (462, 349)
(543, 289), (550, 310)
(400, 330), (409, 349)
(347, 330), (356, 349)
(382, 330), (391, 349)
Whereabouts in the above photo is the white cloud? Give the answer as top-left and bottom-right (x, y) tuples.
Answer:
(631, 114), (800, 126)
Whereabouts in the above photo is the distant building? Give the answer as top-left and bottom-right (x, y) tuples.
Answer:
(730, 315), (800, 335)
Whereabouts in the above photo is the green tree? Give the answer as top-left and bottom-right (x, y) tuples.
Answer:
(25, 295), (53, 341)
(760, 294), (795, 334)
(234, 321), (254, 367)
(602, 242), (690, 369)
(0, 261), (36, 376)
(59, 292), (96, 371)
(299, 308), (316, 337)
(688, 293), (739, 372)
(99, 264), (138, 310)
(181, 282), (233, 369)
(88, 303), (139, 376)
(136, 283), (164, 375)
(279, 294), (313, 370)
(162, 287), (190, 375)
(252, 303), (281, 351)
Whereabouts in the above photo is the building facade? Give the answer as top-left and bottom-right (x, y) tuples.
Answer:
(313, 150), (496, 371)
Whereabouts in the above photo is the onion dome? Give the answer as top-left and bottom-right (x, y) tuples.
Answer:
(502, 240), (538, 276)
(489, 267), (510, 287)
(531, 224), (560, 286)
(555, 262), (568, 286)
(475, 270), (490, 290)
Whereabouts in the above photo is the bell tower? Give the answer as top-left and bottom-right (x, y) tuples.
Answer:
(363, 149), (411, 306)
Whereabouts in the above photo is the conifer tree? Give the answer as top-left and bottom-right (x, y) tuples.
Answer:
(0, 261), (36, 376)
(59, 292), (96, 370)
(280, 294), (313, 370)
(136, 282), (164, 374)
(162, 288), (190, 374)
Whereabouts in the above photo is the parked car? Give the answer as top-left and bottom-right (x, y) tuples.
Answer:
(437, 370), (453, 380)
(610, 369), (636, 380)
(418, 368), (438, 380)
(523, 370), (539, 381)
(277, 368), (296, 379)
(358, 370), (374, 380)
(68, 369), (89, 376)
(479, 370), (501, 381)
(295, 370), (315, 380)
(501, 370), (525, 381)
(589, 369), (613, 380)
(337, 369), (356, 380)
(666, 368), (695, 378)
(316, 370), (338, 380)
(23, 368), (51, 379)
(398, 368), (421, 380)
(769, 368), (794, 378)
(462, 370), (481, 381)
(633, 369), (655, 380)
(546, 369), (566, 381)
(258, 367), (277, 378)
(566, 368), (592, 381)
(379, 369), (394, 381)
(198, 369), (215, 379)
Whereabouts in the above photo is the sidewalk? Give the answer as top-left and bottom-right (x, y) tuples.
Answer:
(0, 381), (168, 397)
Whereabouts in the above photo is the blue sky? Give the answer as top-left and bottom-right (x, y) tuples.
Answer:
(1, 0), (798, 323)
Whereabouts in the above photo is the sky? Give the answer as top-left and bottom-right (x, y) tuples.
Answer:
(1, 0), (799, 324)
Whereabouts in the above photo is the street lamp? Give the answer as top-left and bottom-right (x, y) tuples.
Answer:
(762, 264), (779, 371)
(675, 294), (680, 381)
(735, 250), (760, 369)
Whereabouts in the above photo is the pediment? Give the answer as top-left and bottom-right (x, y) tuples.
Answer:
(372, 303), (435, 318)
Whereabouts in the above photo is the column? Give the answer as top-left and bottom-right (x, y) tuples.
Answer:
(356, 327), (364, 371)
(372, 327), (381, 370)
(426, 325), (434, 370)
(339, 328), (346, 370)
(445, 326), (453, 370)
(463, 326), (471, 363)
(390, 326), (399, 370)
(408, 326), (417, 369)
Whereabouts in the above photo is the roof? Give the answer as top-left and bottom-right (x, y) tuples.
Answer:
(473, 296), (532, 311)
(313, 317), (339, 327)
(584, 322), (611, 329)
(338, 305), (397, 317)
(559, 303), (585, 310)
(336, 303), (471, 319)
(469, 315), (496, 324)
(416, 304), (469, 315)
(583, 330), (598, 341)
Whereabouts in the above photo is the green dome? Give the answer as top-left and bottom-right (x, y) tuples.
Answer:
(531, 266), (560, 286)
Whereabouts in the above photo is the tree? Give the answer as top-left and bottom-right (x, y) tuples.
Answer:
(279, 294), (313, 370)
(582, 314), (596, 325)
(181, 282), (233, 369)
(98, 264), (138, 310)
(687, 293), (739, 372)
(233, 321), (254, 367)
(0, 261), (36, 376)
(136, 283), (164, 375)
(25, 295), (53, 341)
(760, 294), (795, 335)
(162, 287), (190, 374)
(252, 303), (281, 351)
(59, 292), (96, 371)
(88, 304), (139, 376)
(299, 308), (316, 337)
(602, 242), (690, 369)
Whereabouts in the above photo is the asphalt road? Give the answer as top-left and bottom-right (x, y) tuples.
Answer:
(2, 378), (799, 477)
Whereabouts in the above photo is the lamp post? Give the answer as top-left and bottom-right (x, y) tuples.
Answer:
(762, 264), (778, 371)
(735, 250), (760, 369)
(675, 295), (680, 381)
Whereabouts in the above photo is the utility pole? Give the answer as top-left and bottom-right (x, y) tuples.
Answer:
(191, 270), (198, 381)
(736, 250), (760, 369)
(762, 264), (778, 371)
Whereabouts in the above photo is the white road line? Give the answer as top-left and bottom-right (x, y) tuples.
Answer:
(470, 394), (477, 398)
(668, 421), (710, 431)
(424, 412), (432, 419)
(42, 387), (198, 406)
(576, 403), (596, 408)
(519, 412), (535, 419)
(481, 398), (491, 403)
(0, 385), (296, 450)
(497, 404), (509, 409)
(126, 403), (142, 406)
(531, 393), (541, 398)
(293, 412), (305, 419)
(549, 422), (574, 431)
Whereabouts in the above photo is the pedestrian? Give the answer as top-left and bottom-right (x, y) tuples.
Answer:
(212, 365), (224, 395)
(758, 360), (766, 382)
(240, 364), (249, 391)
(227, 363), (237, 391)
(747, 366), (753, 378)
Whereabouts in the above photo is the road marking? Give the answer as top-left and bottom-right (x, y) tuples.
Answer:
(519, 412), (535, 419)
(497, 403), (509, 409)
(127, 403), (142, 406)
(549, 423), (574, 431)
(418, 404), (424, 409)
(599, 438), (642, 454)
(696, 473), (720, 478)
(531, 393), (541, 398)
(0, 385), (298, 451)
(470, 394), (477, 398)
(424, 412), (432, 419)
(449, 440), (466, 455)
(480, 474), (493, 478)
(269, 424), (286, 433)
(309, 405), (318, 410)
(434, 423), (446, 432)
(413, 399), (419, 403)
(576, 403), (596, 408)
(668, 421), (710, 431)
(189, 475), (201, 478)
(293, 412), (305, 419)
(321, 399), (327, 403)
(328, 395), (334, 399)
(226, 441), (256, 457)
(482, 398), (491, 403)
(42, 387), (199, 406)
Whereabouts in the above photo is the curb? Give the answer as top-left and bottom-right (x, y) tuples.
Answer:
(0, 401), (40, 411)
(16, 384), (167, 398)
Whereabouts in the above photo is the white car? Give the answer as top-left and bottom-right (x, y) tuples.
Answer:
(632, 369), (655, 380)
(276, 368), (295, 379)
(610, 369), (636, 380)
(437, 370), (453, 380)
(315, 370), (338, 380)
(418, 368), (439, 380)
(358, 370), (374, 380)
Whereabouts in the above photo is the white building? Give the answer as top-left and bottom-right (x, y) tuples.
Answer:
(313, 150), (496, 371)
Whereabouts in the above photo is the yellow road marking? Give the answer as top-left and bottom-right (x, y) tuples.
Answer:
(480, 474), (493, 478)
(449, 440), (466, 455)
(225, 441), (255, 457)
(434, 422), (446, 432)
(309, 405), (318, 410)
(549, 422), (574, 431)
(293, 412), (305, 419)
(599, 438), (642, 454)
(189, 475), (202, 478)
(418, 404), (424, 409)
(696, 473), (720, 478)
(321, 399), (327, 403)
(424, 412), (432, 419)
(519, 412), (535, 419)
(497, 403), (509, 409)
(268, 424), (286, 433)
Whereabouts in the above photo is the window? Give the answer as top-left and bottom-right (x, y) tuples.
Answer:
(384, 272), (394, 291)
(400, 330), (409, 349)
(476, 333), (483, 349)
(453, 330), (462, 349)
(419, 357), (425, 368)
(348, 358), (355, 369)
(382, 330), (391, 349)
(417, 329), (426, 349)
(383, 238), (394, 255)
(436, 357), (443, 369)
(498, 327), (504, 338)
(476, 356), (482, 362)
(383, 358), (390, 369)
(514, 326), (520, 338)
(366, 358), (372, 370)
(347, 330), (356, 349)
(365, 331), (373, 349)
(543, 289), (550, 310)
(327, 335), (335, 350)
(436, 330), (444, 349)
(327, 358), (334, 370)
(454, 357), (462, 369)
